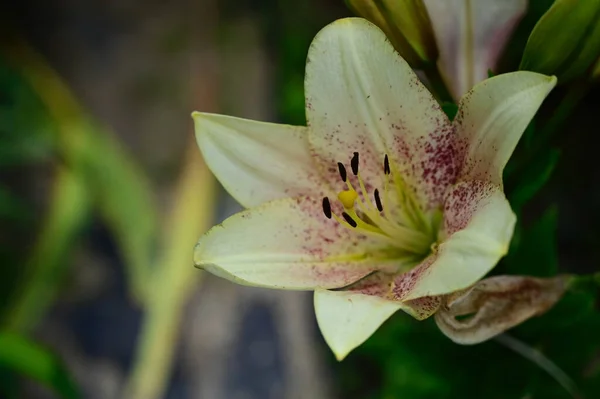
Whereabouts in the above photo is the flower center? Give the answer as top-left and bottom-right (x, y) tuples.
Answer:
(321, 152), (437, 257)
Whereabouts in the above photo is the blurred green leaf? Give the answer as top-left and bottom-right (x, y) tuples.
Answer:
(0, 332), (80, 399)
(3, 167), (90, 332)
(0, 367), (19, 399)
(0, 184), (31, 223)
(509, 148), (560, 213)
(2, 38), (158, 305)
(65, 121), (158, 304)
(0, 61), (54, 165)
(505, 205), (559, 277)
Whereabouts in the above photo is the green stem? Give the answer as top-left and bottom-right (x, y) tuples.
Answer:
(567, 272), (600, 290)
(495, 334), (580, 399)
(423, 65), (454, 104)
(122, 145), (217, 399)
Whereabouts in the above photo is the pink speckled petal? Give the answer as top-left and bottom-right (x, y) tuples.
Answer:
(194, 195), (398, 290)
(305, 18), (455, 210)
(394, 181), (515, 300)
(193, 112), (328, 208)
(454, 72), (556, 186)
(435, 275), (568, 344)
(424, 0), (527, 98)
(344, 271), (442, 320)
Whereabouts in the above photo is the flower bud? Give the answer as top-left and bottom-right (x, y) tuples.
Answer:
(345, 0), (438, 68)
(520, 0), (600, 83)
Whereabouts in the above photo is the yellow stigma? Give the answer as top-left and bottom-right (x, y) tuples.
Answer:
(338, 190), (358, 209)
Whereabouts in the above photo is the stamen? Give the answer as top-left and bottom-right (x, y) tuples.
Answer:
(351, 152), (359, 175)
(374, 189), (383, 212)
(322, 197), (332, 219)
(384, 154), (390, 175)
(338, 190), (358, 209)
(341, 212), (358, 227)
(337, 162), (347, 182)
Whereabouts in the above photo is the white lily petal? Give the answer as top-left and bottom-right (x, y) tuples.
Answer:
(399, 181), (515, 300)
(193, 112), (326, 208)
(305, 18), (455, 210)
(314, 289), (402, 361)
(195, 196), (396, 290)
(455, 72), (557, 185)
(435, 275), (567, 344)
(425, 0), (527, 98)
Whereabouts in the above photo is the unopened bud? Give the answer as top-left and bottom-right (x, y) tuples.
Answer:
(345, 0), (438, 68)
(520, 0), (600, 83)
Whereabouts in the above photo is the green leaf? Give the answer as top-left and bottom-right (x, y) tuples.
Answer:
(0, 185), (31, 223)
(3, 167), (90, 332)
(0, 332), (80, 399)
(505, 205), (559, 277)
(509, 148), (560, 213)
(2, 41), (158, 305)
(0, 61), (54, 166)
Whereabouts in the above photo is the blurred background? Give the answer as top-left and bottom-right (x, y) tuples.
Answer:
(0, 1), (599, 399)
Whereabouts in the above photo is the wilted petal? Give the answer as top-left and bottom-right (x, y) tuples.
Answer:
(194, 196), (397, 290)
(434, 275), (568, 344)
(193, 112), (327, 208)
(396, 181), (515, 300)
(425, 0), (527, 98)
(305, 18), (455, 210)
(455, 72), (557, 186)
(314, 288), (402, 360)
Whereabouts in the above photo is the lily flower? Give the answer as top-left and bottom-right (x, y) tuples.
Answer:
(192, 18), (556, 360)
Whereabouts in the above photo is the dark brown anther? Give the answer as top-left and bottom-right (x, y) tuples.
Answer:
(351, 152), (359, 175)
(322, 197), (332, 219)
(383, 154), (390, 175)
(374, 189), (383, 212)
(342, 212), (358, 227)
(337, 162), (347, 182)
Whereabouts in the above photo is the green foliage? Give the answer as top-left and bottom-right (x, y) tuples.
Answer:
(504, 205), (559, 278)
(0, 36), (161, 395)
(3, 168), (90, 332)
(339, 289), (600, 399)
(508, 149), (560, 213)
(0, 62), (54, 166)
(0, 332), (80, 399)
(440, 102), (458, 121)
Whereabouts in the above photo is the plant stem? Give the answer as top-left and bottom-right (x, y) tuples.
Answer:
(122, 143), (217, 399)
(495, 334), (581, 399)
